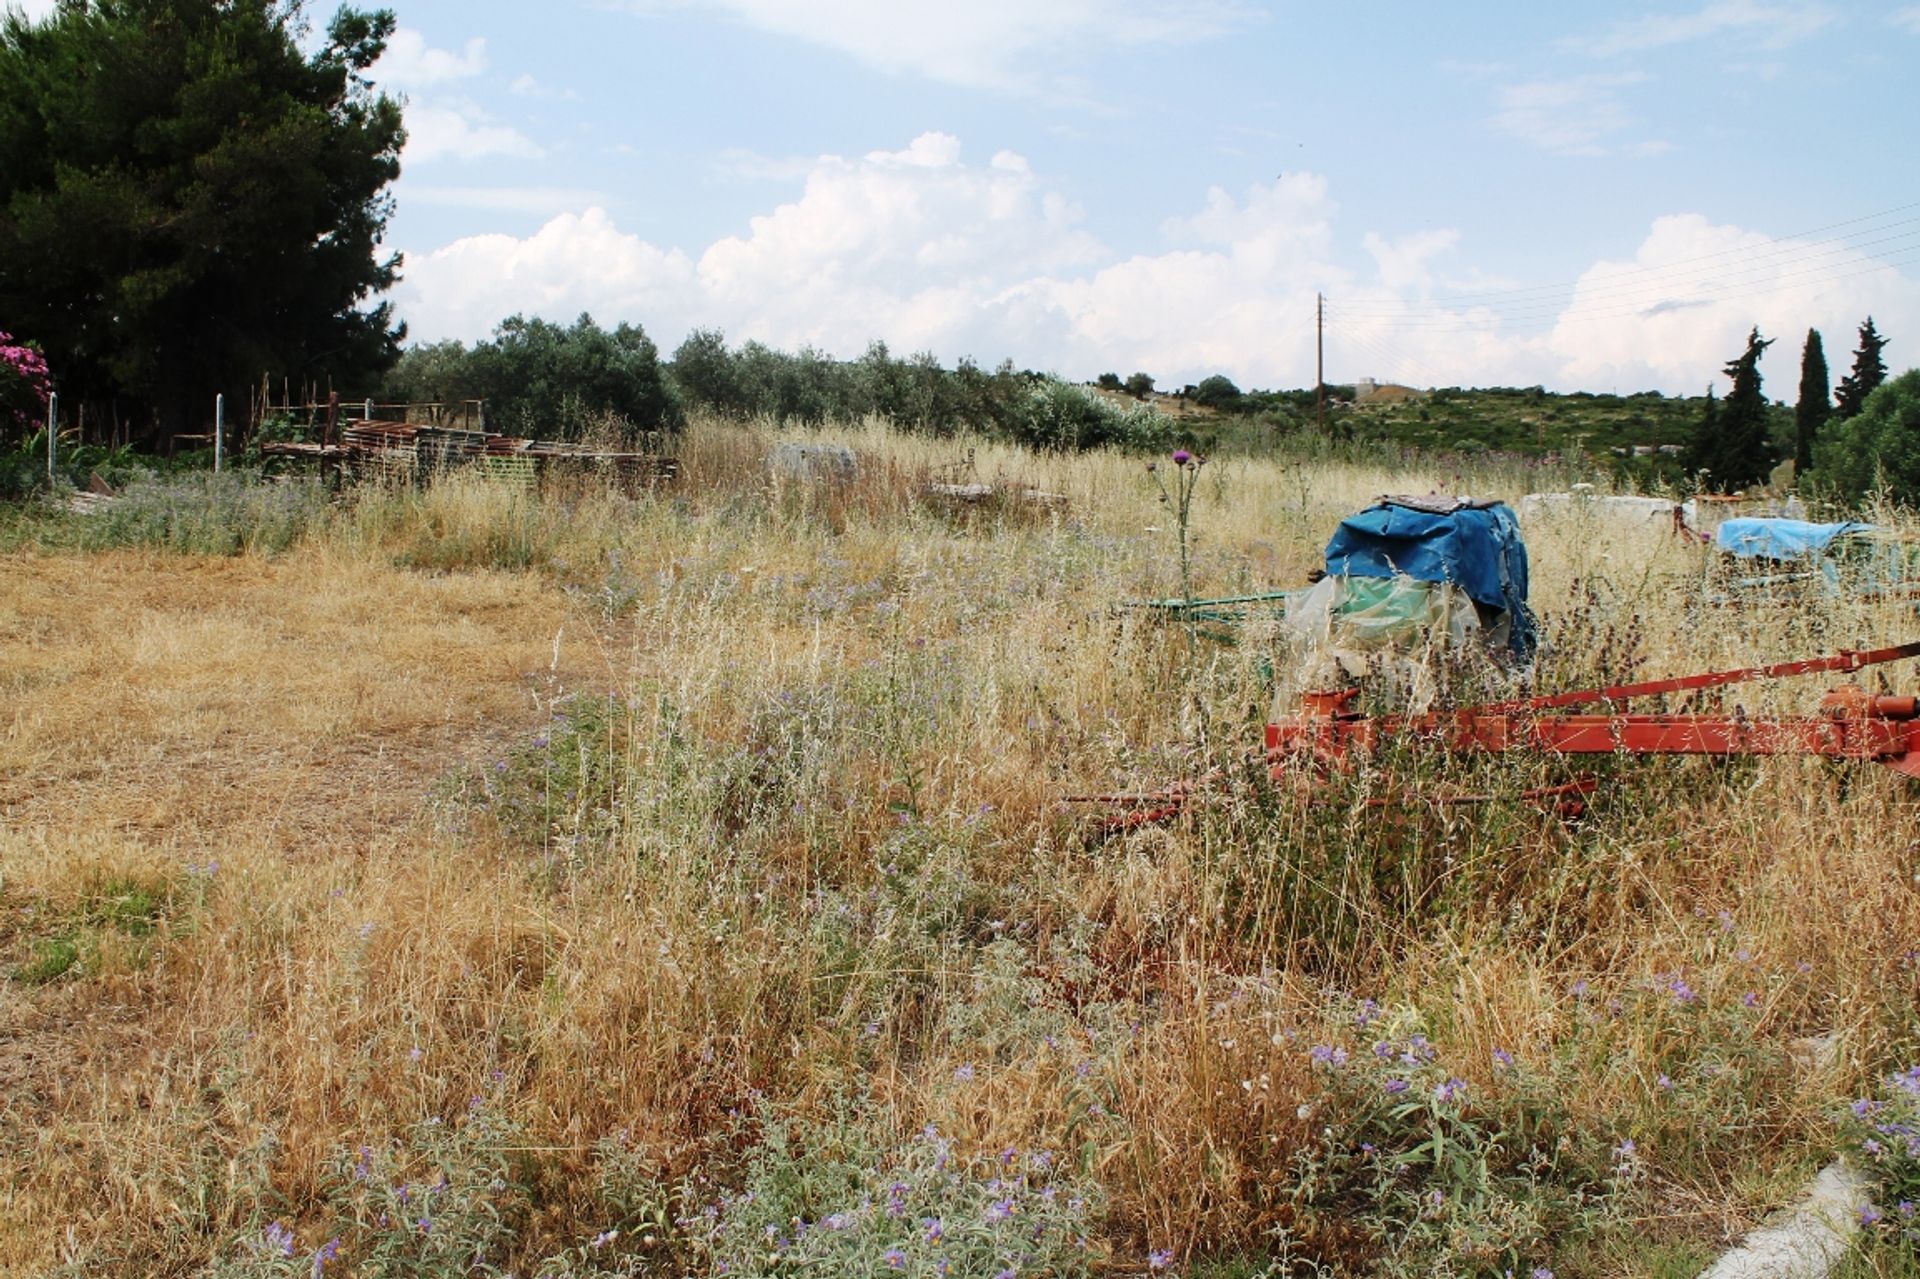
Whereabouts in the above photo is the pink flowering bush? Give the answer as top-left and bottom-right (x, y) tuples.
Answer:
(0, 330), (53, 445)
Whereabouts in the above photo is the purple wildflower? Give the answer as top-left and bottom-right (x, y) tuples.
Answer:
(1172, 450), (1192, 466)
(924, 1217), (945, 1243)
(986, 1198), (1016, 1222)
(884, 1248), (906, 1269)
(263, 1222), (296, 1257)
(1742, 991), (1759, 1008)
(1667, 976), (1697, 1004)
(1384, 1078), (1409, 1095)
(1309, 1044), (1348, 1067)
(1149, 1247), (1175, 1269)
(1434, 1077), (1468, 1103)
(1861, 1203), (1883, 1226)
(953, 1063), (976, 1082)
(311, 1237), (340, 1278)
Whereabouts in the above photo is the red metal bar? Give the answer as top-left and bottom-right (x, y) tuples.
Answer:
(1480, 641), (1920, 713)
(1267, 712), (1920, 762)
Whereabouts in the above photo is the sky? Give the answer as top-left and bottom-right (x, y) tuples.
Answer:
(11, 0), (1920, 395)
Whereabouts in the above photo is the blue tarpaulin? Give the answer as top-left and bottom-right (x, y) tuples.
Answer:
(1323, 499), (1535, 656)
(1714, 518), (1871, 560)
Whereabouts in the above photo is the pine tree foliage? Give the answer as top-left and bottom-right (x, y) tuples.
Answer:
(1834, 317), (1890, 420)
(1712, 327), (1776, 491)
(0, 0), (406, 438)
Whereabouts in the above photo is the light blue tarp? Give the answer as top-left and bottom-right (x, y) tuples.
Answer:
(1323, 500), (1535, 656)
(1714, 518), (1871, 560)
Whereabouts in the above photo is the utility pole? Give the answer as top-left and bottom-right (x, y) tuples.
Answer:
(1315, 292), (1325, 434)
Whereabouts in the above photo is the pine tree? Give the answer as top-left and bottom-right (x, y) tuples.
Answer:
(1793, 328), (1830, 475)
(1712, 327), (1775, 491)
(1834, 317), (1889, 420)
(0, 0), (405, 440)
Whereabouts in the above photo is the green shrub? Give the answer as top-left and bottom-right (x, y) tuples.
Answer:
(85, 472), (331, 555)
(683, 1102), (1102, 1279)
(1842, 1064), (1920, 1253)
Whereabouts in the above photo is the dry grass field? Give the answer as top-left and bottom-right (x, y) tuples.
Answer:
(2, 420), (1918, 1278)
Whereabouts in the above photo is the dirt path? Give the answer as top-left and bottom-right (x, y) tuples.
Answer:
(0, 548), (592, 858)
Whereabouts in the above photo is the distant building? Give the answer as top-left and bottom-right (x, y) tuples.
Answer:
(1354, 377), (1428, 406)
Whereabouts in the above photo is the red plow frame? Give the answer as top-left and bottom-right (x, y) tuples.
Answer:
(1086, 641), (1920, 831)
(1270, 641), (1920, 780)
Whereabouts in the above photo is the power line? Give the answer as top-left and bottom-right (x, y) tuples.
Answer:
(1334, 223), (1920, 325)
(1334, 200), (1920, 315)
(1327, 244), (1920, 336)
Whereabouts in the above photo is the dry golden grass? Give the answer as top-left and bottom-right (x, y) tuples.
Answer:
(1, 420), (1917, 1277)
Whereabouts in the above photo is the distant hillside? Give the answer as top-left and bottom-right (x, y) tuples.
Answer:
(1346, 385), (1708, 456)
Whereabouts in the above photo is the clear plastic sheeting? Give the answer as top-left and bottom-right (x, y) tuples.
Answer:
(1278, 574), (1508, 712)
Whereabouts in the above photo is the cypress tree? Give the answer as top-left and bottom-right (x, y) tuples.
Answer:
(1794, 328), (1830, 474)
(1834, 317), (1889, 420)
(1713, 327), (1775, 491)
(1685, 384), (1720, 481)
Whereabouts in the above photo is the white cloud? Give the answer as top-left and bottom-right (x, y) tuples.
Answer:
(509, 73), (582, 102)
(402, 100), (543, 163)
(1363, 229), (1462, 292)
(616, 0), (1258, 95)
(3, 0), (58, 20)
(1572, 1), (1836, 56)
(397, 208), (698, 340)
(372, 28), (489, 89)
(1491, 73), (1649, 156)
(1546, 213), (1920, 391)
(1891, 5), (1920, 34)
(390, 134), (1919, 395)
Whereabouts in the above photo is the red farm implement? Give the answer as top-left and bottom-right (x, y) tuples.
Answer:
(1086, 640), (1920, 831)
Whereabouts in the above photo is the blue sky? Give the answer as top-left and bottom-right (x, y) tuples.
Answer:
(14, 0), (1920, 393)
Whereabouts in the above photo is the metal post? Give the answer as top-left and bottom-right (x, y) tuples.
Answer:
(1315, 292), (1325, 435)
(214, 393), (224, 473)
(46, 391), (57, 482)
(364, 397), (373, 422)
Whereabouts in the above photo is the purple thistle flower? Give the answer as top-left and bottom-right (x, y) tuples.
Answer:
(1171, 450), (1192, 466)
(263, 1222), (296, 1257)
